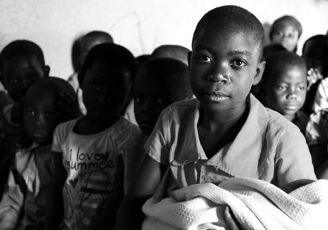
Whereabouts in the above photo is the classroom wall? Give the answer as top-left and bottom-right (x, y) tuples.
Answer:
(0, 0), (327, 79)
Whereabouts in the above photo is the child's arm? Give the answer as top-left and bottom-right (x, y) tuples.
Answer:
(87, 154), (125, 230)
(115, 155), (164, 230)
(44, 152), (67, 230)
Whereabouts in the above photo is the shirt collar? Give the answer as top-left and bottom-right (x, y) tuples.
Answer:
(173, 94), (269, 178)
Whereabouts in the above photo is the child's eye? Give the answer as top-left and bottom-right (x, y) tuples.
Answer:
(134, 97), (143, 104)
(26, 110), (35, 116)
(91, 84), (100, 90)
(196, 55), (212, 63)
(9, 79), (18, 84)
(277, 85), (286, 90)
(231, 59), (246, 68)
(157, 98), (168, 105)
(298, 85), (306, 91)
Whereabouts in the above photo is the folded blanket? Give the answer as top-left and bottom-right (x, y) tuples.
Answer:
(142, 178), (328, 230)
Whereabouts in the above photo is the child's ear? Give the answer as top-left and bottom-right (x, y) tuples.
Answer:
(187, 51), (192, 68)
(253, 60), (266, 85)
(43, 65), (50, 77)
(77, 72), (84, 90)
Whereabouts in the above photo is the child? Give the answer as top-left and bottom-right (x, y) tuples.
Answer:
(306, 109), (328, 179)
(124, 57), (193, 190)
(269, 15), (302, 52)
(251, 43), (287, 106)
(0, 40), (50, 160)
(115, 5), (316, 230)
(302, 35), (328, 114)
(67, 31), (114, 115)
(46, 43), (141, 230)
(261, 51), (308, 134)
(0, 77), (79, 230)
(150, 44), (190, 65)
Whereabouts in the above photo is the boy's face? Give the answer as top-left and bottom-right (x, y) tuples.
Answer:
(189, 24), (264, 115)
(271, 23), (299, 52)
(302, 39), (328, 78)
(134, 69), (185, 136)
(1, 55), (49, 104)
(265, 65), (307, 120)
(81, 62), (132, 121)
(24, 88), (61, 145)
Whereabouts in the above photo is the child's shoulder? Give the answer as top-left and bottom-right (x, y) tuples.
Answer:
(265, 107), (301, 133)
(54, 118), (79, 135)
(112, 116), (143, 139)
(162, 98), (198, 118)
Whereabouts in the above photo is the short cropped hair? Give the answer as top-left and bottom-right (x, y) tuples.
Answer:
(261, 51), (306, 86)
(150, 45), (190, 65)
(137, 57), (193, 99)
(269, 15), (302, 40)
(80, 43), (137, 83)
(262, 43), (287, 61)
(81, 31), (114, 44)
(302, 35), (328, 54)
(29, 76), (76, 99)
(0, 40), (45, 71)
(192, 5), (264, 59)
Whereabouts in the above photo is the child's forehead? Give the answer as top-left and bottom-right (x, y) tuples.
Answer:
(193, 24), (261, 54)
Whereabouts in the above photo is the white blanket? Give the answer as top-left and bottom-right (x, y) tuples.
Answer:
(142, 178), (328, 230)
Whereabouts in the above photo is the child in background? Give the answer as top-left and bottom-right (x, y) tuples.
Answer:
(302, 35), (328, 114)
(150, 45), (191, 65)
(67, 31), (114, 115)
(0, 40), (50, 160)
(0, 77), (80, 230)
(306, 109), (328, 179)
(115, 6), (316, 230)
(251, 43), (287, 106)
(125, 57), (193, 191)
(123, 44), (192, 126)
(46, 43), (141, 230)
(260, 51), (308, 134)
(269, 15), (302, 52)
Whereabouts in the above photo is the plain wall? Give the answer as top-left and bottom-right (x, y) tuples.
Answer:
(0, 0), (327, 79)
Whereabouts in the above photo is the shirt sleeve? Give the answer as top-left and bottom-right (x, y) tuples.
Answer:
(275, 125), (317, 187)
(306, 110), (328, 146)
(51, 123), (64, 152)
(144, 108), (172, 166)
(0, 169), (24, 230)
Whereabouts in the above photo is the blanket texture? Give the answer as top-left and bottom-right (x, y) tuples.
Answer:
(142, 178), (328, 230)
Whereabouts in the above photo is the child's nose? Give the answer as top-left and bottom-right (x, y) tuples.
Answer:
(33, 115), (45, 127)
(287, 93), (297, 100)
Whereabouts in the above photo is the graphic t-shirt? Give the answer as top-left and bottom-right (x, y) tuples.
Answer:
(52, 117), (140, 230)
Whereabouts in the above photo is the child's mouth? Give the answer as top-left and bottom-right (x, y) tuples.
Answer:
(204, 92), (228, 102)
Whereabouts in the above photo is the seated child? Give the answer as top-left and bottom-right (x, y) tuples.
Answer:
(0, 77), (79, 230)
(0, 40), (50, 161)
(251, 43), (287, 105)
(260, 51), (308, 134)
(125, 57), (193, 190)
(115, 5), (316, 230)
(67, 31), (114, 115)
(46, 43), (142, 230)
(150, 44), (190, 65)
(306, 109), (328, 179)
(269, 15), (302, 52)
(302, 35), (328, 114)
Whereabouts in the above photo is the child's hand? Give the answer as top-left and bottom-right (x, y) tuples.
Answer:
(57, 93), (82, 121)
(307, 68), (323, 90)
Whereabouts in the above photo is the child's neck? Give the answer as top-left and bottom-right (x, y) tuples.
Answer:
(73, 114), (120, 135)
(284, 113), (296, 122)
(198, 103), (249, 159)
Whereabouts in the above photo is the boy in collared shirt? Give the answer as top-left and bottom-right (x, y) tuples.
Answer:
(116, 5), (316, 230)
